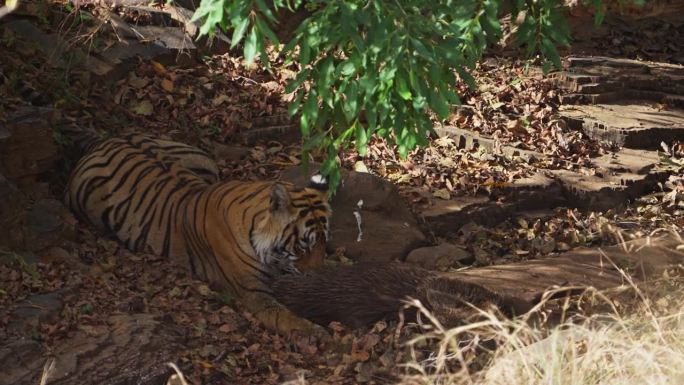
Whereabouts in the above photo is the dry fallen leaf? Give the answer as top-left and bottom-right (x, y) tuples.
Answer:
(218, 323), (234, 333)
(432, 188), (451, 200)
(161, 79), (174, 92)
(196, 284), (213, 296)
(128, 73), (150, 89)
(212, 94), (231, 106)
(151, 60), (167, 75)
(130, 100), (154, 116)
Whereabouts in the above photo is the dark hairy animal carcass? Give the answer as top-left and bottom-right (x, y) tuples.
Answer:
(272, 263), (526, 329)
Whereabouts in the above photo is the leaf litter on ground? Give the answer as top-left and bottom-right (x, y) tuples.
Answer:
(2, 3), (684, 384)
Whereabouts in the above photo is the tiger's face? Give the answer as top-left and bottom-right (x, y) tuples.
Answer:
(252, 175), (331, 273)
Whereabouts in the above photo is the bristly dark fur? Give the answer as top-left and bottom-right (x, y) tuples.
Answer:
(272, 263), (517, 329)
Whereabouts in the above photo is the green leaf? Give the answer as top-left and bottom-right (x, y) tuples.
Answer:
(193, 0), (225, 37)
(321, 156), (341, 196)
(354, 121), (368, 156)
(591, 0), (605, 25)
(231, 17), (249, 48)
(191, 0), (580, 195)
(243, 27), (258, 64)
(300, 93), (318, 137)
(255, 0), (277, 22)
(412, 95), (426, 110)
(317, 57), (335, 108)
(365, 108), (377, 133)
(302, 131), (326, 151)
(340, 61), (357, 76)
(255, 16), (280, 45)
(342, 82), (359, 122)
(359, 72), (377, 95)
(300, 38), (311, 65)
(540, 37), (561, 71)
(429, 89), (449, 119)
(395, 75), (412, 100)
(410, 38), (435, 63)
(284, 68), (311, 94)
(444, 89), (461, 105)
(287, 91), (304, 117)
(457, 67), (476, 90)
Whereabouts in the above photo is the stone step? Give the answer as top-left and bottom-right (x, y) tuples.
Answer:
(448, 233), (684, 309)
(555, 56), (684, 149)
(559, 103), (684, 149)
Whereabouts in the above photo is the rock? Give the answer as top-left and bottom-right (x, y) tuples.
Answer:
(421, 125), (671, 233)
(560, 103), (684, 150)
(422, 196), (500, 233)
(547, 167), (662, 211)
(133, 25), (197, 53)
(406, 243), (473, 270)
(0, 106), (60, 185)
(421, 171), (565, 238)
(39, 246), (82, 266)
(4, 19), (69, 67)
(0, 179), (77, 251)
(25, 199), (78, 252)
(0, 338), (44, 385)
(4, 19), (114, 77)
(332, 171), (427, 262)
(7, 292), (64, 334)
(555, 56), (684, 149)
(433, 125), (541, 162)
(449, 233), (684, 309)
(281, 168), (427, 263)
(0, 125), (10, 141)
(0, 177), (28, 249)
(3, 314), (184, 385)
(6, 12), (202, 83)
(98, 37), (193, 80)
(109, 3), (232, 56)
(547, 148), (667, 211)
(28, 199), (65, 234)
(239, 122), (300, 145)
(566, 0), (684, 19)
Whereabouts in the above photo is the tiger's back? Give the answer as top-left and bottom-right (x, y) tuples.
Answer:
(65, 134), (218, 258)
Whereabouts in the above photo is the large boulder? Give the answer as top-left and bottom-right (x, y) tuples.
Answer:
(0, 177), (77, 252)
(2, 314), (183, 385)
(281, 168), (427, 263)
(0, 106), (60, 187)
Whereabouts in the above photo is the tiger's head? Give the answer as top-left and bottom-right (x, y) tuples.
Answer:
(252, 174), (332, 273)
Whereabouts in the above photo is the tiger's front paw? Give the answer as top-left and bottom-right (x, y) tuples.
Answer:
(289, 321), (332, 345)
(246, 295), (332, 343)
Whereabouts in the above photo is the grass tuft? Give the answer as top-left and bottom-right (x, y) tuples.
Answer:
(399, 265), (684, 385)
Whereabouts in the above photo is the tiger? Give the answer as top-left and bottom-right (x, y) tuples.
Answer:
(64, 133), (332, 337)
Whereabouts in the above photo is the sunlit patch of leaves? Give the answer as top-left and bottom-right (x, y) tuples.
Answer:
(444, 58), (606, 160)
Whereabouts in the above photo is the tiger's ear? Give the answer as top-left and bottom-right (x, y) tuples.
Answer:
(270, 183), (292, 215)
(307, 174), (328, 192)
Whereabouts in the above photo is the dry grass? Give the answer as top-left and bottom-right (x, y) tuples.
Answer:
(399, 273), (684, 385)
